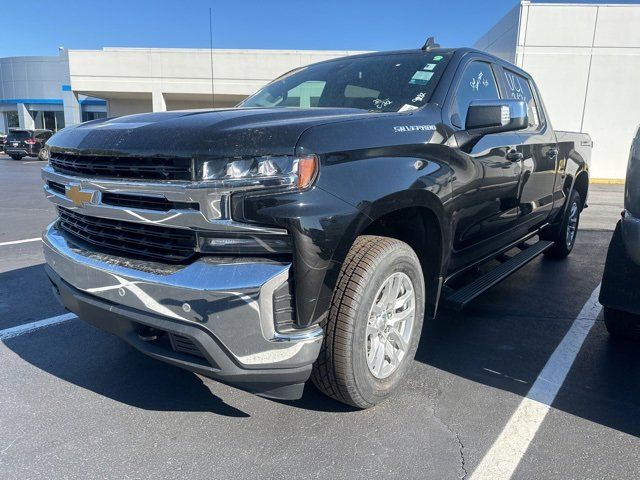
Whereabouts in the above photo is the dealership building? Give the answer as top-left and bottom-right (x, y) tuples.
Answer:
(1, 1), (638, 180)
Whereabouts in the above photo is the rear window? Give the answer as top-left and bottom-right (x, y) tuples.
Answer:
(240, 52), (452, 113)
(7, 131), (32, 140)
(503, 70), (540, 129)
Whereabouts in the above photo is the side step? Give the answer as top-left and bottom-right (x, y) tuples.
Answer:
(444, 240), (554, 311)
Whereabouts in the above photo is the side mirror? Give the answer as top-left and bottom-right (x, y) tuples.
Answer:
(465, 99), (528, 134)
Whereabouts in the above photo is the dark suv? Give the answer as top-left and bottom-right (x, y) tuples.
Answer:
(5, 129), (53, 160)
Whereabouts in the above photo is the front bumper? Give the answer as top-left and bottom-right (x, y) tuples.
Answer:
(43, 222), (323, 400)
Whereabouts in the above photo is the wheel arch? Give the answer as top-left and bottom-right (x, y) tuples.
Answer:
(315, 192), (450, 323)
(573, 170), (589, 209)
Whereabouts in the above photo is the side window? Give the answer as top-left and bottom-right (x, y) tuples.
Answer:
(451, 61), (500, 128)
(503, 70), (540, 129)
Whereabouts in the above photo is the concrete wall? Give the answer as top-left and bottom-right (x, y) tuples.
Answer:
(0, 55), (66, 100)
(474, 4), (521, 64)
(0, 54), (68, 131)
(107, 96), (152, 117)
(476, 1), (640, 180)
(0, 51), (105, 131)
(68, 47), (368, 117)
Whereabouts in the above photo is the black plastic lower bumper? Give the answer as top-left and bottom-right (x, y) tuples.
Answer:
(4, 148), (33, 157)
(46, 265), (313, 400)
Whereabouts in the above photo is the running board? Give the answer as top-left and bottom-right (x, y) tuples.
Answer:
(444, 240), (554, 311)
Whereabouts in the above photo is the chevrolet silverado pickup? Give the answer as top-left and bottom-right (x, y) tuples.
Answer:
(42, 46), (591, 408)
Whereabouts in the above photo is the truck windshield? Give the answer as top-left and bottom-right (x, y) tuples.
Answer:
(240, 52), (452, 113)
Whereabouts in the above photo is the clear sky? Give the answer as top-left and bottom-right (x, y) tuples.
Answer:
(1, 0), (637, 57)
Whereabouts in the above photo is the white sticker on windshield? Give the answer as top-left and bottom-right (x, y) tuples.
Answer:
(398, 104), (419, 112)
(424, 63), (436, 71)
(409, 71), (434, 85)
(412, 92), (426, 103)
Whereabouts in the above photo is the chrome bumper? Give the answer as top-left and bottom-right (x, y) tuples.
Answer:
(43, 222), (322, 370)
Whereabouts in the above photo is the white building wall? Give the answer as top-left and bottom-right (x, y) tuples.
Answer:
(477, 1), (640, 180)
(68, 47), (367, 117)
(474, 4), (520, 64)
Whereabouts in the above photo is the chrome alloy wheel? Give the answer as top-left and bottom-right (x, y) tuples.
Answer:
(365, 272), (416, 379)
(567, 201), (579, 248)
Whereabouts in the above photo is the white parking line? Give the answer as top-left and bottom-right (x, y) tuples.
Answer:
(470, 284), (602, 480)
(0, 237), (41, 247)
(22, 161), (46, 164)
(0, 313), (77, 341)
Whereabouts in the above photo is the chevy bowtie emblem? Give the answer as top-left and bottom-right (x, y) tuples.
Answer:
(66, 185), (95, 207)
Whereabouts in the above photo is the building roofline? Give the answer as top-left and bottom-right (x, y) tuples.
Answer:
(67, 47), (371, 55)
(525, 1), (639, 6)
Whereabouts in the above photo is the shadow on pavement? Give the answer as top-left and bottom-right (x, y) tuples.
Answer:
(4, 230), (639, 429)
(6, 320), (249, 418)
(415, 229), (640, 438)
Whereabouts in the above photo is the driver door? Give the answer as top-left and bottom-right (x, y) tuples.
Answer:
(445, 59), (524, 269)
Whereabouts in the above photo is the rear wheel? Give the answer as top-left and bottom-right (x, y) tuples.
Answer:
(311, 235), (425, 408)
(9, 155), (23, 161)
(542, 189), (581, 258)
(604, 307), (640, 340)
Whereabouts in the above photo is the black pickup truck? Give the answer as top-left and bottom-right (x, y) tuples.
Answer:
(41, 46), (591, 408)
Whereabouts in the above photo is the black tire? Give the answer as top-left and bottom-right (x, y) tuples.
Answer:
(9, 155), (23, 161)
(604, 307), (640, 340)
(311, 235), (425, 408)
(542, 189), (581, 258)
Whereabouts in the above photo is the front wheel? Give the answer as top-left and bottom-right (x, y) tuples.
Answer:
(9, 155), (23, 161)
(542, 189), (582, 258)
(311, 235), (425, 408)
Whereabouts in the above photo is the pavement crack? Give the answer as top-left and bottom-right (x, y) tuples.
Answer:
(429, 379), (467, 479)
(431, 412), (468, 480)
(454, 432), (468, 480)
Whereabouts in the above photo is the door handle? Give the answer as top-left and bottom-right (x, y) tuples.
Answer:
(506, 150), (523, 162)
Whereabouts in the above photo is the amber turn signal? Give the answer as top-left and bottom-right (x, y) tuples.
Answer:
(296, 154), (318, 190)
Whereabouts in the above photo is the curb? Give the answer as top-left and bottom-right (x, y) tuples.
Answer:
(590, 178), (625, 185)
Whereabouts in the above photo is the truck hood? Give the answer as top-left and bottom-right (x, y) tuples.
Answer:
(47, 107), (377, 159)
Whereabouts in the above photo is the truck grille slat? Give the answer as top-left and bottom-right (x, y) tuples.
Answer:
(57, 207), (197, 262)
(50, 153), (192, 181)
(101, 192), (199, 212)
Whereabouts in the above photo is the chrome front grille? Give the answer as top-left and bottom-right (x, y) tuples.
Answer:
(57, 207), (197, 262)
(49, 152), (193, 181)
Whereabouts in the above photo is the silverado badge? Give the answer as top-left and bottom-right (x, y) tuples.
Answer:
(65, 184), (96, 207)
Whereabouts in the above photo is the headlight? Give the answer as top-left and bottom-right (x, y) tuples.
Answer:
(198, 154), (318, 190)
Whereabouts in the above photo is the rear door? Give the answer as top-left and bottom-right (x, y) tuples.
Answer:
(498, 67), (560, 229)
(444, 58), (524, 265)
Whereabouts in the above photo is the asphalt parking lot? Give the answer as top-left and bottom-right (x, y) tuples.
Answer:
(0, 154), (638, 479)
